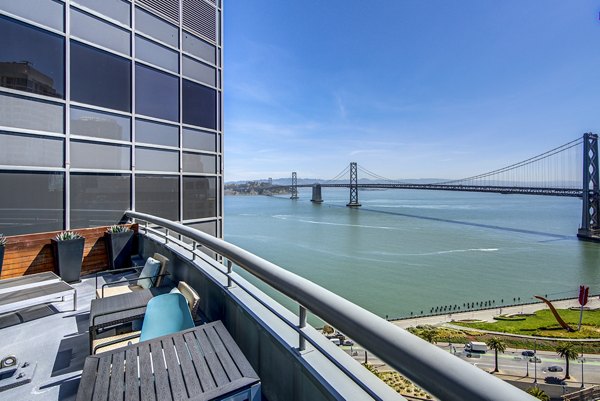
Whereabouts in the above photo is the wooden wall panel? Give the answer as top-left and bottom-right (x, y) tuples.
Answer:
(0, 224), (138, 279)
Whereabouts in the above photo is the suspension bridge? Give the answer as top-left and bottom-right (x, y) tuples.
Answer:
(273, 133), (600, 241)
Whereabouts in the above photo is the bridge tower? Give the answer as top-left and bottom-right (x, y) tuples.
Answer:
(311, 184), (323, 203)
(578, 133), (600, 240)
(346, 162), (361, 207)
(290, 172), (299, 199)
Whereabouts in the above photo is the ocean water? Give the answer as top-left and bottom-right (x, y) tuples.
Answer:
(224, 188), (600, 320)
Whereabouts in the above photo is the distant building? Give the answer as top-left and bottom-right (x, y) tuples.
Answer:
(0, 1), (223, 237)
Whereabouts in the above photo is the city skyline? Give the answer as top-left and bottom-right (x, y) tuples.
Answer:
(224, 1), (600, 182)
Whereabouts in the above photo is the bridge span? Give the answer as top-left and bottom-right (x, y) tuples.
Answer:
(270, 133), (600, 241)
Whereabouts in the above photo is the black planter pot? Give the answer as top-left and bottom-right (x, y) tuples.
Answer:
(52, 238), (85, 283)
(105, 230), (134, 270)
(0, 246), (4, 277)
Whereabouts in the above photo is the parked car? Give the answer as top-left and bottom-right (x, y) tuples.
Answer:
(547, 365), (563, 372)
(521, 350), (535, 357)
(343, 340), (354, 346)
(545, 376), (566, 385)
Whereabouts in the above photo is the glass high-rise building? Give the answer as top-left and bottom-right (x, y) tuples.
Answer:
(0, 0), (223, 237)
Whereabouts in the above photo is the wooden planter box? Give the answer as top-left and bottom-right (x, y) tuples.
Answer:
(51, 238), (85, 283)
(105, 231), (134, 270)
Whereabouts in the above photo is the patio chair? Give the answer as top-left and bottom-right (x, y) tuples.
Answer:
(92, 292), (195, 354)
(95, 253), (169, 298)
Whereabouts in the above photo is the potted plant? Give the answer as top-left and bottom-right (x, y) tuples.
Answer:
(0, 234), (6, 276)
(105, 225), (134, 270)
(52, 231), (85, 283)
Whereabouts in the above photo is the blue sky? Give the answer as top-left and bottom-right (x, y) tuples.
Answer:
(223, 1), (600, 181)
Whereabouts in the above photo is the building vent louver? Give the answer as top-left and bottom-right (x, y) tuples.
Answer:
(136, 0), (180, 23)
(183, 0), (216, 42)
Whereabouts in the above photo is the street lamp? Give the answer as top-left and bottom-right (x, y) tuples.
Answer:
(533, 338), (537, 384)
(579, 343), (585, 389)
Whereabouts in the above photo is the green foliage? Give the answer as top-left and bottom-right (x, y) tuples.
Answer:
(106, 225), (130, 233)
(493, 315), (526, 321)
(526, 386), (550, 401)
(0, 234), (6, 246)
(486, 337), (507, 353)
(55, 231), (83, 241)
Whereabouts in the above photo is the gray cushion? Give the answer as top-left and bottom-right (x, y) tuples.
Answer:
(137, 257), (161, 289)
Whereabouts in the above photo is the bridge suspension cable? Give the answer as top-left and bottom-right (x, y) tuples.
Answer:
(323, 164), (351, 184)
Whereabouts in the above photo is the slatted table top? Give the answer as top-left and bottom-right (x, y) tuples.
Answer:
(77, 321), (259, 401)
(0, 272), (60, 294)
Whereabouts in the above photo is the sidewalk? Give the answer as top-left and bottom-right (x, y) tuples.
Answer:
(391, 296), (600, 329)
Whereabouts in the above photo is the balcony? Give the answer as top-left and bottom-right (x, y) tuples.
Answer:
(0, 212), (535, 400)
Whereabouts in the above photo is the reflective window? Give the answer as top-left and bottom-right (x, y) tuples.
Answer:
(70, 173), (130, 228)
(71, 41), (131, 112)
(136, 35), (178, 73)
(0, 0), (64, 31)
(182, 32), (215, 64)
(0, 92), (63, 133)
(183, 176), (216, 219)
(135, 175), (179, 220)
(135, 147), (178, 172)
(0, 15), (64, 98)
(0, 133), (63, 167)
(182, 128), (215, 152)
(182, 79), (216, 129)
(71, 141), (130, 170)
(183, 56), (215, 87)
(0, 172), (63, 235)
(71, 8), (130, 55)
(183, 153), (216, 174)
(72, 0), (130, 25)
(71, 107), (130, 141)
(135, 119), (178, 147)
(136, 64), (179, 122)
(135, 7), (178, 48)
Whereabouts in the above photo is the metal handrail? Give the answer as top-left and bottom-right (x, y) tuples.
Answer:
(126, 211), (535, 401)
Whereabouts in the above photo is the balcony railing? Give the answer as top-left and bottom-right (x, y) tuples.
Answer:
(126, 211), (535, 401)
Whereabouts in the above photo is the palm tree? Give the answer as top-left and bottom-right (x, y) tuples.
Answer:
(486, 337), (507, 373)
(526, 386), (550, 401)
(555, 342), (579, 379)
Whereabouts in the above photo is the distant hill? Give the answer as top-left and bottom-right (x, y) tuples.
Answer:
(225, 177), (449, 185)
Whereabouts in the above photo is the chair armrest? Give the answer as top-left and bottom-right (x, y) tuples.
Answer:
(91, 303), (149, 327)
(95, 267), (142, 290)
(93, 332), (141, 354)
(100, 273), (170, 297)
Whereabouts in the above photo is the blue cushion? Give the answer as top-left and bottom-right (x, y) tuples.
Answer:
(140, 293), (194, 342)
(137, 257), (161, 289)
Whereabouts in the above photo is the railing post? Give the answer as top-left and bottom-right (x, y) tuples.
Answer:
(192, 240), (197, 260)
(298, 305), (307, 351)
(144, 220), (148, 233)
(165, 229), (169, 243)
(226, 260), (232, 288)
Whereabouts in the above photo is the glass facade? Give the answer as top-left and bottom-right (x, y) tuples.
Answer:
(0, 1), (223, 237)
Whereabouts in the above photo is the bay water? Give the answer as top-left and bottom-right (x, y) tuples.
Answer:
(224, 188), (600, 321)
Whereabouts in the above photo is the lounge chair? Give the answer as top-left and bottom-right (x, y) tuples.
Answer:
(95, 253), (169, 298)
(92, 291), (196, 354)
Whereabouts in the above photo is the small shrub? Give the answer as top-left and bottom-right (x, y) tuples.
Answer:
(106, 225), (130, 233)
(55, 231), (83, 241)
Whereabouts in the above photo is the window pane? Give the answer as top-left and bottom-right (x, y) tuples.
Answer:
(71, 41), (131, 111)
(182, 153), (215, 174)
(183, 176), (216, 219)
(0, 172), (63, 235)
(70, 107), (131, 141)
(135, 147), (178, 172)
(182, 128), (215, 152)
(72, 0), (130, 25)
(70, 173), (130, 228)
(71, 141), (130, 170)
(135, 175), (178, 220)
(135, 7), (178, 48)
(182, 79), (216, 129)
(0, 0), (64, 31)
(135, 119), (178, 147)
(0, 133), (63, 167)
(136, 35), (178, 73)
(182, 31), (215, 64)
(71, 8), (130, 55)
(0, 15), (64, 98)
(183, 56), (215, 87)
(0, 92), (63, 133)
(136, 64), (178, 121)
